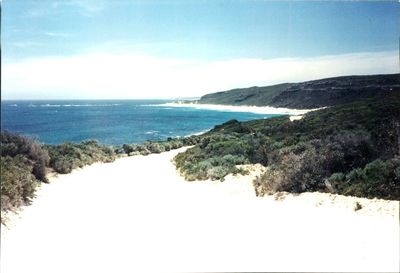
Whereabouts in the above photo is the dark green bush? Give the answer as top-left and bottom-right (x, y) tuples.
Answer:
(119, 136), (197, 158)
(1, 132), (50, 214)
(1, 131), (50, 182)
(175, 147), (250, 181)
(147, 142), (165, 154)
(122, 144), (135, 154)
(46, 140), (116, 174)
(254, 130), (377, 194)
(1, 156), (39, 212)
(327, 157), (400, 200)
(50, 155), (77, 174)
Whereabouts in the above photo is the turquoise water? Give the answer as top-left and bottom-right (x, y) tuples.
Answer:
(1, 100), (280, 145)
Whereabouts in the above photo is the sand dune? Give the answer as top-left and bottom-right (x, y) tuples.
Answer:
(1, 147), (399, 273)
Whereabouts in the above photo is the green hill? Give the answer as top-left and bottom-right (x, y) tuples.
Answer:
(198, 74), (400, 109)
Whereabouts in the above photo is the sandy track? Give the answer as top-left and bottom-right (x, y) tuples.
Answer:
(1, 147), (399, 272)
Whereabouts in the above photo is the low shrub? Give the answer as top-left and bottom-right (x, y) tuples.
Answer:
(119, 136), (198, 158)
(1, 156), (40, 212)
(1, 132), (49, 214)
(175, 149), (249, 181)
(147, 142), (165, 154)
(253, 130), (377, 196)
(207, 166), (230, 181)
(46, 140), (116, 174)
(327, 157), (400, 200)
(1, 131), (50, 182)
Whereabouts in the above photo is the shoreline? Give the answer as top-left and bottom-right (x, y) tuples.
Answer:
(1, 148), (399, 272)
(151, 102), (322, 115)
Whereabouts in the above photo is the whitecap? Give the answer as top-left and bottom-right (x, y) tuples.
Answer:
(37, 103), (121, 108)
(145, 131), (159, 135)
(65, 104), (120, 107)
(40, 104), (61, 107)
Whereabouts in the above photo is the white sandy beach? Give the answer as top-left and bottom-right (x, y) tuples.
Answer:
(1, 147), (399, 273)
(156, 102), (320, 116)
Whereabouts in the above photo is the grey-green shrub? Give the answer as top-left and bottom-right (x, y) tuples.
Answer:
(1, 131), (50, 182)
(46, 140), (116, 174)
(327, 157), (400, 199)
(1, 155), (39, 212)
(1, 132), (50, 214)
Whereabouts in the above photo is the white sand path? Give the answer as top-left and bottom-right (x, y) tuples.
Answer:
(1, 147), (399, 272)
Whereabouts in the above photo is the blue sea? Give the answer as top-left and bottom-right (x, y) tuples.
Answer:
(1, 100), (280, 145)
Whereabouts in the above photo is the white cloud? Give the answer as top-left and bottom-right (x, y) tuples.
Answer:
(10, 41), (43, 48)
(44, 32), (72, 38)
(22, 0), (106, 19)
(23, 9), (48, 18)
(53, 0), (107, 16)
(2, 51), (398, 100)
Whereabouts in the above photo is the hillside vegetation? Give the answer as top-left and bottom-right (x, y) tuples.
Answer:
(175, 91), (400, 200)
(198, 73), (400, 109)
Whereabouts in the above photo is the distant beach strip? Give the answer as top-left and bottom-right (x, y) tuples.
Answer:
(152, 102), (322, 116)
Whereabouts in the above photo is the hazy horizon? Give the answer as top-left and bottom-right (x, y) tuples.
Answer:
(2, 0), (399, 100)
(1, 98), (199, 101)
(2, 72), (400, 101)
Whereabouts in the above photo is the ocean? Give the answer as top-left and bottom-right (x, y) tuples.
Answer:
(1, 100), (281, 145)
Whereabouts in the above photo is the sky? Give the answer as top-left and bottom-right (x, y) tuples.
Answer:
(2, 0), (399, 100)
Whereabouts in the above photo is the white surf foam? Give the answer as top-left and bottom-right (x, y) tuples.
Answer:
(150, 102), (321, 116)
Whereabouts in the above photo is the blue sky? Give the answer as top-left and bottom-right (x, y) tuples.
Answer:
(2, 0), (399, 99)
